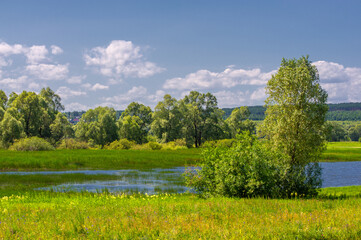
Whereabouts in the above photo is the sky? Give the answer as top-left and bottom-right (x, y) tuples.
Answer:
(0, 0), (361, 111)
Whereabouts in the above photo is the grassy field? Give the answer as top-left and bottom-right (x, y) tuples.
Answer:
(320, 142), (361, 162)
(0, 143), (360, 238)
(0, 187), (360, 239)
(0, 148), (201, 171)
(0, 141), (360, 172)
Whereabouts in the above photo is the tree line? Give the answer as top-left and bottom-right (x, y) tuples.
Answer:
(0, 89), (256, 148)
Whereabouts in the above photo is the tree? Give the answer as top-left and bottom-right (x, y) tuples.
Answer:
(151, 94), (182, 142)
(117, 115), (144, 144)
(10, 91), (45, 137)
(180, 91), (225, 147)
(50, 112), (74, 143)
(120, 102), (153, 143)
(225, 106), (256, 138)
(325, 122), (347, 142)
(0, 90), (7, 110)
(75, 107), (118, 147)
(260, 56), (328, 196)
(348, 124), (361, 141)
(0, 111), (24, 147)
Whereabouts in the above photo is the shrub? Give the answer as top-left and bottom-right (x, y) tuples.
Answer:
(203, 139), (237, 148)
(105, 139), (135, 150)
(57, 138), (89, 149)
(185, 132), (321, 198)
(147, 141), (162, 150)
(9, 137), (55, 151)
(162, 139), (188, 150)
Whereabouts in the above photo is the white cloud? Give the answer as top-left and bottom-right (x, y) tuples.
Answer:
(64, 102), (89, 112)
(25, 45), (48, 64)
(56, 86), (86, 100)
(90, 83), (109, 91)
(0, 76), (28, 89)
(102, 86), (149, 109)
(67, 75), (85, 84)
(148, 90), (166, 103)
(26, 63), (69, 80)
(0, 42), (24, 56)
(250, 87), (266, 101)
(314, 61), (361, 102)
(84, 40), (164, 79)
(28, 82), (41, 90)
(51, 45), (63, 55)
(163, 66), (276, 90)
(214, 90), (247, 107)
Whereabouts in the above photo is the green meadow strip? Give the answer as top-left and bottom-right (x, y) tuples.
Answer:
(0, 190), (360, 239)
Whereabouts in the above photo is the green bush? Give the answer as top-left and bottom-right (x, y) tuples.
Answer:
(105, 139), (135, 150)
(161, 139), (188, 150)
(203, 139), (237, 148)
(185, 132), (322, 198)
(147, 141), (162, 150)
(9, 137), (55, 151)
(57, 138), (89, 149)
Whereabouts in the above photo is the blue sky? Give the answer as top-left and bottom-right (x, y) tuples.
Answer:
(1, 0), (361, 111)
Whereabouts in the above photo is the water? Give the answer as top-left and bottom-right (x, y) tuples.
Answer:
(0, 162), (360, 193)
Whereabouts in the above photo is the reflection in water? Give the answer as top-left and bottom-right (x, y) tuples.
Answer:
(1, 162), (360, 194)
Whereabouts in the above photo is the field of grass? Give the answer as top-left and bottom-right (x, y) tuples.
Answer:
(0, 141), (360, 172)
(0, 188), (360, 239)
(0, 148), (201, 171)
(320, 142), (361, 162)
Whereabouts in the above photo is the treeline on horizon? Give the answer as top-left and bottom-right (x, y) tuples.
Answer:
(66, 102), (361, 122)
(1, 87), (361, 151)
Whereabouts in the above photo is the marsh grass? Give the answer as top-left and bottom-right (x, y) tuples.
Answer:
(320, 142), (361, 162)
(0, 190), (360, 239)
(0, 148), (201, 171)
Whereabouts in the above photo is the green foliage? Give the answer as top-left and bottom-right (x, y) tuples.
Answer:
(162, 139), (188, 150)
(105, 139), (135, 150)
(9, 137), (55, 151)
(259, 56), (327, 196)
(75, 106), (118, 146)
(325, 122), (348, 142)
(151, 94), (183, 142)
(147, 141), (163, 150)
(50, 112), (74, 143)
(117, 115), (146, 144)
(225, 107), (256, 138)
(180, 91), (225, 147)
(0, 111), (24, 147)
(186, 133), (288, 198)
(203, 138), (237, 148)
(348, 124), (361, 141)
(57, 138), (89, 149)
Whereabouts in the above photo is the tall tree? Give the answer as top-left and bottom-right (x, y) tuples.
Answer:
(260, 56), (328, 196)
(0, 90), (7, 110)
(50, 112), (74, 143)
(0, 111), (24, 147)
(225, 106), (255, 138)
(75, 106), (118, 146)
(151, 94), (182, 142)
(180, 91), (224, 147)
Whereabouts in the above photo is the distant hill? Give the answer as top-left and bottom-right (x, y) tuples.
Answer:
(64, 103), (361, 122)
(223, 103), (361, 121)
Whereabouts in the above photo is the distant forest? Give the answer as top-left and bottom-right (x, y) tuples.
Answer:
(65, 102), (361, 122)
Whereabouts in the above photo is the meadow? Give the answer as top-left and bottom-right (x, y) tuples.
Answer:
(0, 188), (360, 239)
(0, 142), (360, 239)
(0, 141), (360, 172)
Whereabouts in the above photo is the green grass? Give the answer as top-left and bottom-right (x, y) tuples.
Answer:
(320, 142), (361, 162)
(0, 189), (360, 239)
(0, 141), (360, 172)
(0, 148), (201, 171)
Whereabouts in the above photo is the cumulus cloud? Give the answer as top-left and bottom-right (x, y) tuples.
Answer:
(163, 66), (276, 90)
(56, 86), (86, 100)
(84, 40), (164, 79)
(67, 75), (85, 84)
(51, 45), (63, 55)
(314, 61), (361, 102)
(26, 63), (69, 80)
(90, 83), (109, 91)
(25, 45), (48, 64)
(0, 76), (28, 89)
